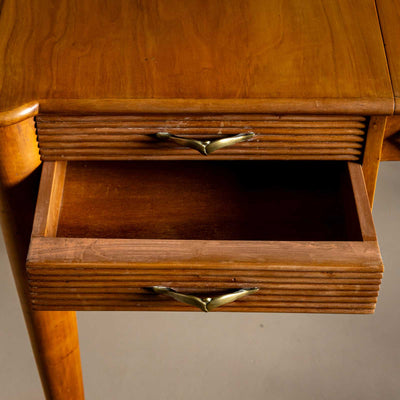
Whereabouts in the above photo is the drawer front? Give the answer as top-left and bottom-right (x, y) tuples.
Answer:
(26, 161), (383, 314)
(27, 240), (382, 313)
(36, 114), (367, 161)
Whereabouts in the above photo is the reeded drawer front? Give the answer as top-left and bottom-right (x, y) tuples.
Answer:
(26, 160), (383, 313)
(36, 114), (367, 161)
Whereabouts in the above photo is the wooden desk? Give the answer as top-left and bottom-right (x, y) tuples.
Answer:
(0, 1), (399, 399)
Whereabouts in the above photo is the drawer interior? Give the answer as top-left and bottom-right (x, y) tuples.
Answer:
(55, 161), (362, 241)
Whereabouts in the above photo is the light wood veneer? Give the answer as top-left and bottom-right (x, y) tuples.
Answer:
(0, 0), (394, 118)
(1, 0), (399, 397)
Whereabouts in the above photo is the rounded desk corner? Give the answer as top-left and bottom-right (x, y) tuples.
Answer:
(0, 102), (39, 127)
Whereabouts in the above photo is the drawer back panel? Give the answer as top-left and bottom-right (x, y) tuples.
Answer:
(36, 114), (367, 161)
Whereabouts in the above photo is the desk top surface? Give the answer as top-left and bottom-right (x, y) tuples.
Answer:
(0, 0), (395, 121)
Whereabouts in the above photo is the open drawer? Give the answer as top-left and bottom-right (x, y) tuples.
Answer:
(26, 160), (383, 313)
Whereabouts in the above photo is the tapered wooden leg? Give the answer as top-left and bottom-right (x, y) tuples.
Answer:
(0, 118), (84, 400)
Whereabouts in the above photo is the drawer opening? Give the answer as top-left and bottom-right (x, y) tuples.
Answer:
(48, 161), (364, 241)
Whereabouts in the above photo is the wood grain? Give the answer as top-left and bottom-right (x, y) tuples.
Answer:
(376, 0), (400, 113)
(29, 277), (381, 285)
(39, 98), (394, 116)
(27, 238), (383, 270)
(362, 116), (387, 207)
(54, 161), (364, 241)
(347, 163), (377, 241)
(32, 305), (377, 314)
(0, 120), (84, 400)
(0, 0), (395, 391)
(31, 161), (67, 237)
(0, 102), (38, 127)
(36, 114), (367, 161)
(0, 0), (394, 119)
(29, 286), (380, 298)
(26, 158), (383, 313)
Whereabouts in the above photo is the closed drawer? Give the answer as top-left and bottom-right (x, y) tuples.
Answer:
(36, 114), (367, 161)
(26, 159), (383, 313)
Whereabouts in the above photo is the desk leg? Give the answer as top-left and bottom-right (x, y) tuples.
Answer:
(0, 119), (85, 400)
(362, 116), (387, 209)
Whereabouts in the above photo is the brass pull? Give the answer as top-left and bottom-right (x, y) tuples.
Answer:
(151, 286), (259, 312)
(155, 132), (255, 155)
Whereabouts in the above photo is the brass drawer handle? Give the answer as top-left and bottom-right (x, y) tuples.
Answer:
(155, 131), (255, 155)
(151, 286), (259, 312)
